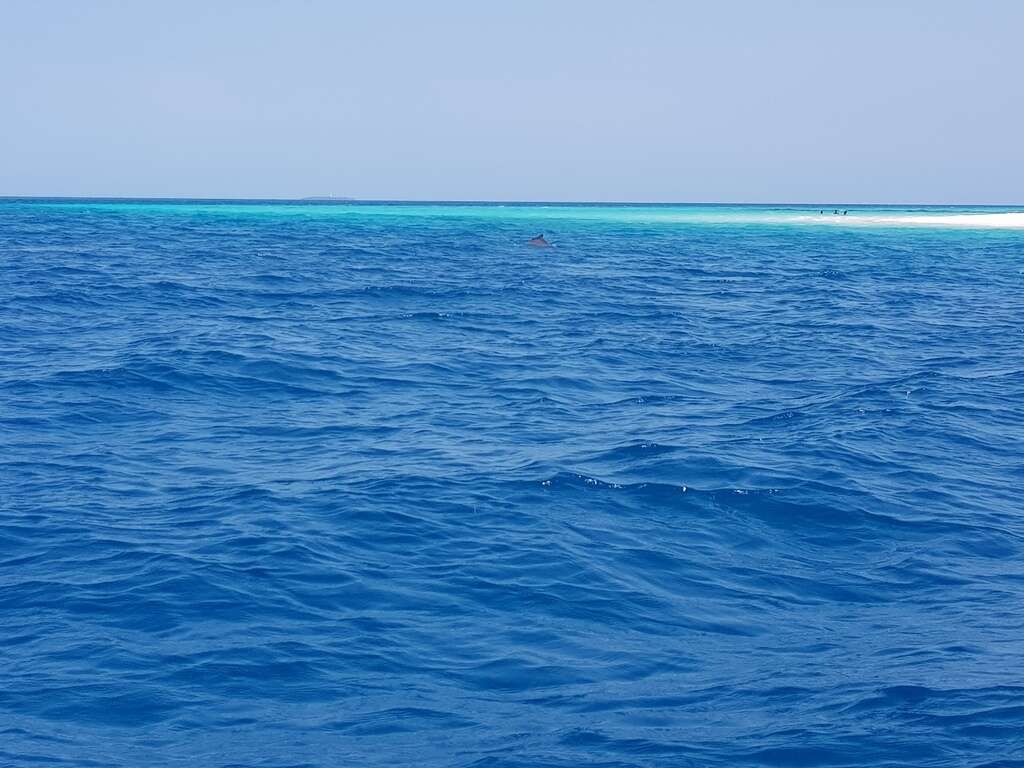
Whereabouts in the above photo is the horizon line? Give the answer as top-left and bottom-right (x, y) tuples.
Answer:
(2, 195), (1023, 208)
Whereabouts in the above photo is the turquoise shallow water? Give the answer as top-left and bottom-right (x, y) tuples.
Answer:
(1, 199), (1023, 766)
(14, 198), (1024, 226)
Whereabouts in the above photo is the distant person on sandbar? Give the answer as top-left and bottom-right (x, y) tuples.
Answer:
(527, 233), (551, 247)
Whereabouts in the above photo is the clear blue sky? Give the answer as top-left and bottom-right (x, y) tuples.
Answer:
(2, 1), (1021, 203)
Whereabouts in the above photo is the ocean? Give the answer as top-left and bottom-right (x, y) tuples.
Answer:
(2, 199), (1022, 767)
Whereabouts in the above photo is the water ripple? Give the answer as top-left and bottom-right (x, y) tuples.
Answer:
(2, 200), (1023, 767)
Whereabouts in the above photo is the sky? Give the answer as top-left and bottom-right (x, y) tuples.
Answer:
(2, 1), (1022, 203)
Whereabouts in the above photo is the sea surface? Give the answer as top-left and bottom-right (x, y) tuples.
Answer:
(2, 199), (1023, 767)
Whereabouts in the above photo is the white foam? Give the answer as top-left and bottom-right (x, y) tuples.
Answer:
(830, 212), (1024, 229)
(879, 212), (1024, 228)
(657, 210), (1024, 229)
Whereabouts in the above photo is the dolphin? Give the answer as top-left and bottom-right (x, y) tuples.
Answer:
(527, 233), (551, 247)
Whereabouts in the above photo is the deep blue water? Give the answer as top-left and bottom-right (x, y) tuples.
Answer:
(2, 199), (1023, 767)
